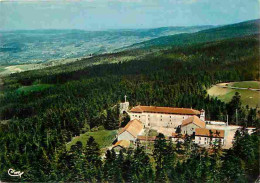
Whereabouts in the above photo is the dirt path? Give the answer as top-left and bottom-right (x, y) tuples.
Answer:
(215, 83), (260, 91)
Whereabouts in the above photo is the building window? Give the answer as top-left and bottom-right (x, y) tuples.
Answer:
(160, 119), (162, 121)
(170, 119), (171, 122)
(205, 138), (207, 141)
(199, 137), (201, 140)
(139, 116), (140, 118)
(170, 116), (171, 118)
(148, 118), (150, 121)
(205, 142), (207, 144)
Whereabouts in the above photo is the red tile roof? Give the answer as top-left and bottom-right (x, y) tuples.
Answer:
(137, 136), (156, 141)
(171, 133), (185, 138)
(247, 127), (256, 129)
(181, 116), (206, 128)
(137, 136), (171, 141)
(119, 119), (144, 138)
(130, 106), (200, 115)
(195, 128), (224, 138)
(113, 140), (130, 148)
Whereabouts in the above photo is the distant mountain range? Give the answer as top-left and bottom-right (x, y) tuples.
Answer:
(0, 19), (259, 66)
(124, 19), (260, 50)
(0, 25), (213, 65)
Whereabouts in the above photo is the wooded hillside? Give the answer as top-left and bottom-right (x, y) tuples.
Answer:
(0, 34), (259, 182)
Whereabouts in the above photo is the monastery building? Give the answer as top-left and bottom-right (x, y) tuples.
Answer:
(128, 105), (205, 128)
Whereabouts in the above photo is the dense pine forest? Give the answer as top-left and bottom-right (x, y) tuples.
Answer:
(0, 34), (259, 182)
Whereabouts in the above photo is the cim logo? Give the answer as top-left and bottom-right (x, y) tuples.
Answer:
(8, 168), (24, 178)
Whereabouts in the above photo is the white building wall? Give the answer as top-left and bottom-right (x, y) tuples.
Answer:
(200, 110), (205, 121)
(119, 102), (129, 114)
(195, 136), (224, 146)
(206, 121), (226, 126)
(118, 131), (135, 142)
(182, 123), (198, 135)
(171, 137), (184, 143)
(128, 112), (196, 128)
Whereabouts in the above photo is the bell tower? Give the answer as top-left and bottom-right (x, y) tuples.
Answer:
(200, 109), (205, 121)
(119, 95), (129, 114)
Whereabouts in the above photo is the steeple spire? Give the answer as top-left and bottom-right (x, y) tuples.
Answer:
(124, 95), (127, 103)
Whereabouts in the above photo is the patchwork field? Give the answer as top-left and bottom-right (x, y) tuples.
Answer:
(0, 64), (40, 76)
(208, 81), (260, 108)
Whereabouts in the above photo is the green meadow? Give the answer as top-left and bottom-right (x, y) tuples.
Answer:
(232, 81), (260, 89)
(66, 130), (117, 151)
(208, 81), (260, 108)
(16, 84), (54, 94)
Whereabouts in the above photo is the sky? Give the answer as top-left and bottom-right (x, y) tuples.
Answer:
(0, 0), (259, 30)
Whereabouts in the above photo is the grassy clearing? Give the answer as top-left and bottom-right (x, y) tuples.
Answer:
(66, 130), (117, 151)
(16, 84), (54, 94)
(231, 81), (260, 89)
(208, 86), (230, 96)
(0, 64), (40, 76)
(208, 83), (260, 108)
(217, 89), (259, 108)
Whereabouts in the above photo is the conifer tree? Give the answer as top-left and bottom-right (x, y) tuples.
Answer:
(153, 133), (168, 181)
(105, 108), (119, 130)
(132, 144), (154, 182)
(114, 150), (124, 183)
(227, 92), (242, 123)
(103, 150), (112, 181)
(164, 140), (176, 181)
(84, 136), (101, 182)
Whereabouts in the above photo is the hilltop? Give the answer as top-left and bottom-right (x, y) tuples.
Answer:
(1, 19), (258, 76)
(125, 19), (260, 49)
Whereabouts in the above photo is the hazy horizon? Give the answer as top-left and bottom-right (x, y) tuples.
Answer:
(1, 18), (259, 32)
(1, 24), (215, 31)
(0, 0), (259, 31)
